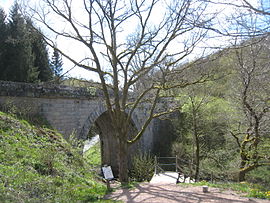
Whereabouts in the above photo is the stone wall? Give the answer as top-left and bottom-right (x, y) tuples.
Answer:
(0, 80), (105, 139)
(0, 80), (100, 98)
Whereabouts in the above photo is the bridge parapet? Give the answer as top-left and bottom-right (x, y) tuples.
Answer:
(0, 80), (101, 99)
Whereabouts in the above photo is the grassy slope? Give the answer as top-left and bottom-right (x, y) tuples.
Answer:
(0, 111), (109, 202)
(84, 142), (101, 168)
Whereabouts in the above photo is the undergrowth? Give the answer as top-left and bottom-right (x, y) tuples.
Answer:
(84, 142), (101, 168)
(0, 111), (111, 202)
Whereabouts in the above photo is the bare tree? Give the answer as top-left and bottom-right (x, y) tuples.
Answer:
(238, 0), (270, 16)
(203, 0), (270, 35)
(200, 0), (270, 181)
(230, 33), (270, 181)
(21, 0), (214, 183)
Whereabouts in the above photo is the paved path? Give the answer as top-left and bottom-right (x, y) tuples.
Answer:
(105, 183), (270, 203)
(150, 172), (193, 184)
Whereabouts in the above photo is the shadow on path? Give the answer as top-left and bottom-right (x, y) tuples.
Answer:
(105, 183), (270, 203)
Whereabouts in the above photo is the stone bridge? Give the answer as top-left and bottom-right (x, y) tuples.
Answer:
(0, 80), (178, 175)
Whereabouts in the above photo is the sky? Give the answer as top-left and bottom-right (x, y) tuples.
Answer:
(0, 0), (262, 82)
(0, 0), (100, 81)
(1, 0), (13, 12)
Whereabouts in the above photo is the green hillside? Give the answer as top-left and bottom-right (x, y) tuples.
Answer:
(0, 111), (108, 202)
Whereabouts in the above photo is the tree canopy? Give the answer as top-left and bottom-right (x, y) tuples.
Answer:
(0, 3), (53, 83)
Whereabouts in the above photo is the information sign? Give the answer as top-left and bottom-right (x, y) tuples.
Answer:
(102, 165), (114, 180)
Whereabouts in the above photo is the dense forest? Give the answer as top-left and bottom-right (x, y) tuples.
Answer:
(0, 3), (63, 83)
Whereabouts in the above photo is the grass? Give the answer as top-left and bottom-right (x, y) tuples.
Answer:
(84, 142), (101, 168)
(0, 111), (117, 202)
(180, 180), (270, 200)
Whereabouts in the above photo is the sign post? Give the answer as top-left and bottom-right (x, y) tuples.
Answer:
(102, 165), (114, 190)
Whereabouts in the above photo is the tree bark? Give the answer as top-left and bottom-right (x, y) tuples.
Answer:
(238, 170), (246, 182)
(191, 100), (200, 182)
(118, 136), (129, 183)
(194, 132), (200, 182)
(238, 164), (258, 182)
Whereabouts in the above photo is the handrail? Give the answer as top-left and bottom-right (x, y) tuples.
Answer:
(154, 155), (232, 183)
(157, 156), (177, 159)
(154, 155), (178, 174)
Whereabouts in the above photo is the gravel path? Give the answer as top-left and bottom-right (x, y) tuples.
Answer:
(105, 183), (270, 203)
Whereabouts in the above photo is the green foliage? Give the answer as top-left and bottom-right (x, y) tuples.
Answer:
(130, 152), (155, 182)
(84, 142), (101, 168)
(0, 3), (53, 83)
(0, 111), (108, 202)
(246, 166), (270, 190)
(30, 23), (53, 82)
(50, 47), (63, 80)
(173, 92), (233, 162)
(0, 99), (50, 127)
(248, 189), (270, 200)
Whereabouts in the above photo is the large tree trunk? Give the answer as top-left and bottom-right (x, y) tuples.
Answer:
(118, 136), (129, 183)
(192, 106), (200, 182)
(238, 162), (258, 182)
(238, 170), (246, 182)
(194, 134), (200, 182)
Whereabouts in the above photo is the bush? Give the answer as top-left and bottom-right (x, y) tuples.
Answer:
(130, 152), (155, 182)
(246, 166), (270, 190)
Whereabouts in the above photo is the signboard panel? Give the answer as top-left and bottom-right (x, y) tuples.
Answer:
(102, 165), (114, 180)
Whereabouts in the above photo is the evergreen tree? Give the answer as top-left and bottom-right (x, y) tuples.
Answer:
(0, 8), (8, 80)
(26, 19), (53, 82)
(0, 8), (6, 75)
(0, 3), (52, 83)
(50, 47), (63, 79)
(4, 3), (39, 82)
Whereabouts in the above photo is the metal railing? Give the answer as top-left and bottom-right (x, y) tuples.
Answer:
(154, 156), (179, 174)
(154, 156), (222, 183)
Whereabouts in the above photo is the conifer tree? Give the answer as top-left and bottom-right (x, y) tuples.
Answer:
(50, 47), (63, 81)
(27, 19), (53, 82)
(0, 3), (53, 83)
(4, 3), (39, 82)
(0, 8), (8, 80)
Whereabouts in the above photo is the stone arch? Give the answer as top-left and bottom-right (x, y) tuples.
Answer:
(78, 103), (106, 140)
(80, 109), (140, 176)
(94, 111), (119, 174)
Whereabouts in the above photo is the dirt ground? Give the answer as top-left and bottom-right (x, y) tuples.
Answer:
(104, 183), (270, 203)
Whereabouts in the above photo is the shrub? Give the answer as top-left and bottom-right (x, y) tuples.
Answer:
(130, 152), (155, 182)
(246, 166), (270, 190)
(248, 189), (269, 199)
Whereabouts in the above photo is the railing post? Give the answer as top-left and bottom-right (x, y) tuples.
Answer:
(175, 155), (178, 172)
(154, 156), (157, 174)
